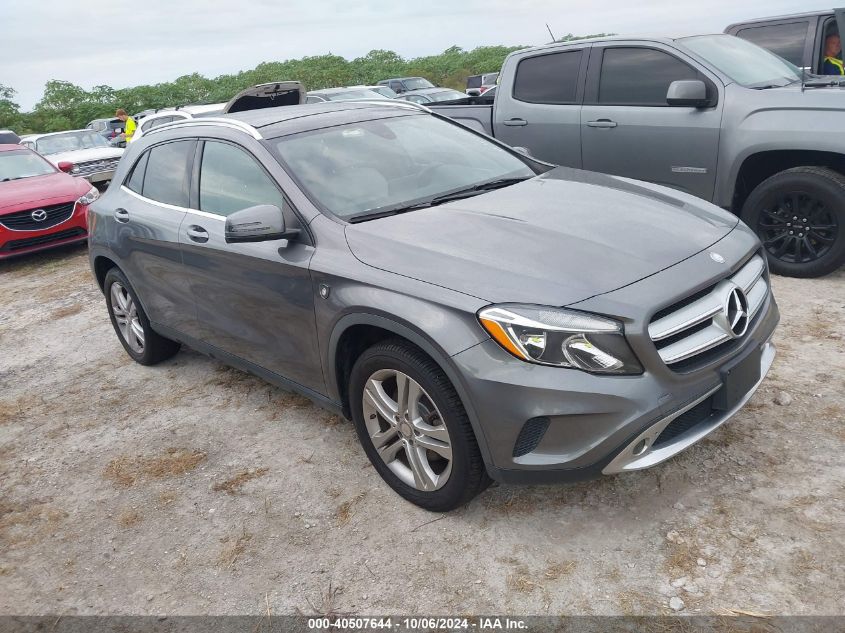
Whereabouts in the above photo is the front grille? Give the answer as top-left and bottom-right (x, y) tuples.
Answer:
(0, 227), (86, 252)
(72, 157), (120, 177)
(649, 253), (769, 371)
(0, 202), (76, 231)
(512, 417), (550, 457)
(653, 397), (714, 447)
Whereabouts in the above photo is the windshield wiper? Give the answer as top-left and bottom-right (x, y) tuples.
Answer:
(346, 176), (531, 223)
(803, 78), (845, 88)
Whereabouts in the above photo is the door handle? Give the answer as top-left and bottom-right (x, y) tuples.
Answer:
(114, 208), (130, 223)
(502, 118), (528, 127)
(586, 119), (618, 128)
(187, 225), (209, 243)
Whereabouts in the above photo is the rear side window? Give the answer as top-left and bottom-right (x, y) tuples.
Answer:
(124, 152), (149, 194)
(598, 47), (699, 106)
(141, 141), (194, 207)
(735, 21), (809, 67)
(513, 50), (582, 104)
(198, 141), (285, 216)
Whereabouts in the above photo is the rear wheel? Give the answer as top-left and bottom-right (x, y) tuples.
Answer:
(741, 166), (845, 278)
(349, 340), (490, 512)
(104, 268), (180, 365)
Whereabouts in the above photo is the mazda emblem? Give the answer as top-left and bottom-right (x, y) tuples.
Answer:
(725, 287), (749, 338)
(31, 209), (48, 222)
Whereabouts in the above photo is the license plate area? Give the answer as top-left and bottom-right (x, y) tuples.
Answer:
(713, 343), (762, 411)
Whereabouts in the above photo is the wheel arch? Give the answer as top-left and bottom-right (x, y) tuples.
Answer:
(730, 149), (845, 214)
(327, 312), (495, 471)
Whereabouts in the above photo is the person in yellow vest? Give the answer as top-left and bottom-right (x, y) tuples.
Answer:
(823, 34), (844, 75)
(115, 109), (137, 144)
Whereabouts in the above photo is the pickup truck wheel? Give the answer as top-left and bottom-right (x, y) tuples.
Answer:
(104, 268), (181, 365)
(349, 339), (490, 512)
(742, 167), (845, 278)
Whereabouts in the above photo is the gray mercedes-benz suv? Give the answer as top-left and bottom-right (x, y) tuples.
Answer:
(88, 101), (779, 511)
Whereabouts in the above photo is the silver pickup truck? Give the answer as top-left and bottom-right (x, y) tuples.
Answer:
(430, 33), (845, 278)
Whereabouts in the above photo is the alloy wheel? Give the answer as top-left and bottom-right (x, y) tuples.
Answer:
(758, 191), (838, 264)
(110, 282), (145, 354)
(362, 369), (452, 491)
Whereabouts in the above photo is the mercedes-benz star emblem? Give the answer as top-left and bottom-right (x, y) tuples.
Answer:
(725, 287), (749, 338)
(31, 209), (48, 222)
(709, 252), (726, 264)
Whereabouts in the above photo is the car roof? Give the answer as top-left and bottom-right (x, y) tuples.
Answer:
(726, 9), (833, 28)
(310, 87), (378, 95)
(221, 101), (426, 138)
(23, 129), (94, 140)
(400, 87), (459, 95)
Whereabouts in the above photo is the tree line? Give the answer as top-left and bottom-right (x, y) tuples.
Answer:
(0, 46), (522, 134)
(0, 35), (615, 135)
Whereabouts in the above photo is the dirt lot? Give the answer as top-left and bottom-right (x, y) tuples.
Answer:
(1, 244), (843, 616)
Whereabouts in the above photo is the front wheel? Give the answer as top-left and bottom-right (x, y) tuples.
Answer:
(741, 166), (845, 278)
(349, 340), (490, 512)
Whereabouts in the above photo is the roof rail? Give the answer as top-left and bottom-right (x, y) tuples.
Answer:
(144, 117), (263, 140)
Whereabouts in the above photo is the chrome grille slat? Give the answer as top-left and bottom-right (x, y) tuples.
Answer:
(73, 158), (120, 176)
(650, 254), (768, 368)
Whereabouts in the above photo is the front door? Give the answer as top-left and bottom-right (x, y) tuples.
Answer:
(580, 44), (723, 201)
(177, 138), (324, 393)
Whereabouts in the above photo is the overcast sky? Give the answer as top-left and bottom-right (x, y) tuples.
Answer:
(2, 0), (816, 110)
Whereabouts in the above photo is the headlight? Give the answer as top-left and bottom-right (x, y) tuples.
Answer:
(478, 304), (643, 375)
(77, 186), (100, 206)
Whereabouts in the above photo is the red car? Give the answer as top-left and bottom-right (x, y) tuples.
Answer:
(0, 144), (99, 259)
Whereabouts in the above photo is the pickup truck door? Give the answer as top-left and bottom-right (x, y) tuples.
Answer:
(580, 43), (723, 202)
(837, 10), (845, 63)
(493, 44), (588, 168)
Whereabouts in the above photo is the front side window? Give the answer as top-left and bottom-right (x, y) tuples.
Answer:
(35, 131), (110, 155)
(273, 114), (535, 220)
(735, 21), (809, 67)
(199, 141), (285, 216)
(141, 141), (194, 207)
(514, 50), (583, 104)
(598, 47), (699, 105)
(0, 149), (56, 181)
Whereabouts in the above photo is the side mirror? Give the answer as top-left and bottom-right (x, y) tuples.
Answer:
(57, 161), (75, 173)
(224, 204), (299, 243)
(666, 80), (710, 107)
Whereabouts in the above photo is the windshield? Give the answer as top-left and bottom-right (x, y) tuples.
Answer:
(370, 86), (398, 98)
(426, 90), (468, 102)
(325, 89), (388, 101)
(274, 114), (535, 220)
(36, 131), (111, 155)
(404, 78), (434, 90)
(681, 34), (801, 88)
(0, 149), (56, 181)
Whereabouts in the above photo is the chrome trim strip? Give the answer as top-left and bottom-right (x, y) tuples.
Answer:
(659, 325), (731, 364)
(603, 341), (776, 474)
(120, 186), (225, 220)
(144, 118), (263, 140)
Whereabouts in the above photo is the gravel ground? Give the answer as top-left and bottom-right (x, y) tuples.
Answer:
(1, 244), (843, 616)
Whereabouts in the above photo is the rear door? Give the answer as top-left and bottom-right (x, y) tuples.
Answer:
(493, 44), (588, 167)
(116, 140), (198, 333)
(580, 43), (723, 201)
(177, 136), (324, 393)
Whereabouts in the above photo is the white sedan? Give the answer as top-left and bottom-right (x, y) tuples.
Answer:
(19, 130), (124, 185)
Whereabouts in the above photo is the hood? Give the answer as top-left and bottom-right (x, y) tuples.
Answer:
(44, 147), (124, 165)
(345, 167), (739, 306)
(0, 171), (88, 213)
(223, 81), (305, 113)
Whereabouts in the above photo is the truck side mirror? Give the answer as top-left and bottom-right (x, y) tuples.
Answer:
(666, 80), (710, 107)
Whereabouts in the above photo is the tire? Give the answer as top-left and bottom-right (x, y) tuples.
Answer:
(741, 166), (845, 278)
(349, 339), (490, 512)
(103, 267), (180, 365)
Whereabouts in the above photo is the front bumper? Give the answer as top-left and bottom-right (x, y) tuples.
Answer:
(83, 170), (115, 184)
(451, 231), (780, 485)
(0, 203), (89, 259)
